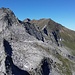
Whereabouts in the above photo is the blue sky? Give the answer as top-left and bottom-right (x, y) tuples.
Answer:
(0, 0), (75, 31)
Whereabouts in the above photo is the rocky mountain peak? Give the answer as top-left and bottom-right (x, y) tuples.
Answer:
(0, 7), (18, 27)
(23, 18), (31, 23)
(0, 7), (13, 14)
(0, 7), (14, 19)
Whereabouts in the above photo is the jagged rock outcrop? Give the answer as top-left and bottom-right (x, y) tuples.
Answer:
(0, 7), (75, 75)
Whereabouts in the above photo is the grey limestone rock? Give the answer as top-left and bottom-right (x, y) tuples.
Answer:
(0, 7), (75, 75)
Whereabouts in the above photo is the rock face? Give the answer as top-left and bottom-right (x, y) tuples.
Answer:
(0, 7), (75, 75)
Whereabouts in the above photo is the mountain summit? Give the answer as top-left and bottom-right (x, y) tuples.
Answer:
(0, 7), (75, 75)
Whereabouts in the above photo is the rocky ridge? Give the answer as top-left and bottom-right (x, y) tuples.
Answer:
(0, 7), (75, 75)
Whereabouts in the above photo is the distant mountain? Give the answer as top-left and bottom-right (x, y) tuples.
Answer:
(0, 7), (75, 75)
(30, 19), (75, 55)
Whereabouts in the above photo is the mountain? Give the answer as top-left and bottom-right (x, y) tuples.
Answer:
(0, 7), (75, 75)
(30, 19), (75, 55)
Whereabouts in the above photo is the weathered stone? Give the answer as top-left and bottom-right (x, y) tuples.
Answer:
(0, 7), (75, 75)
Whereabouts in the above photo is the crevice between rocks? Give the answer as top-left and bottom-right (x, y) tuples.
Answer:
(41, 58), (51, 75)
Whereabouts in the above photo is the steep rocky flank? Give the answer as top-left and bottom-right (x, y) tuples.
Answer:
(0, 7), (75, 75)
(30, 19), (75, 55)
